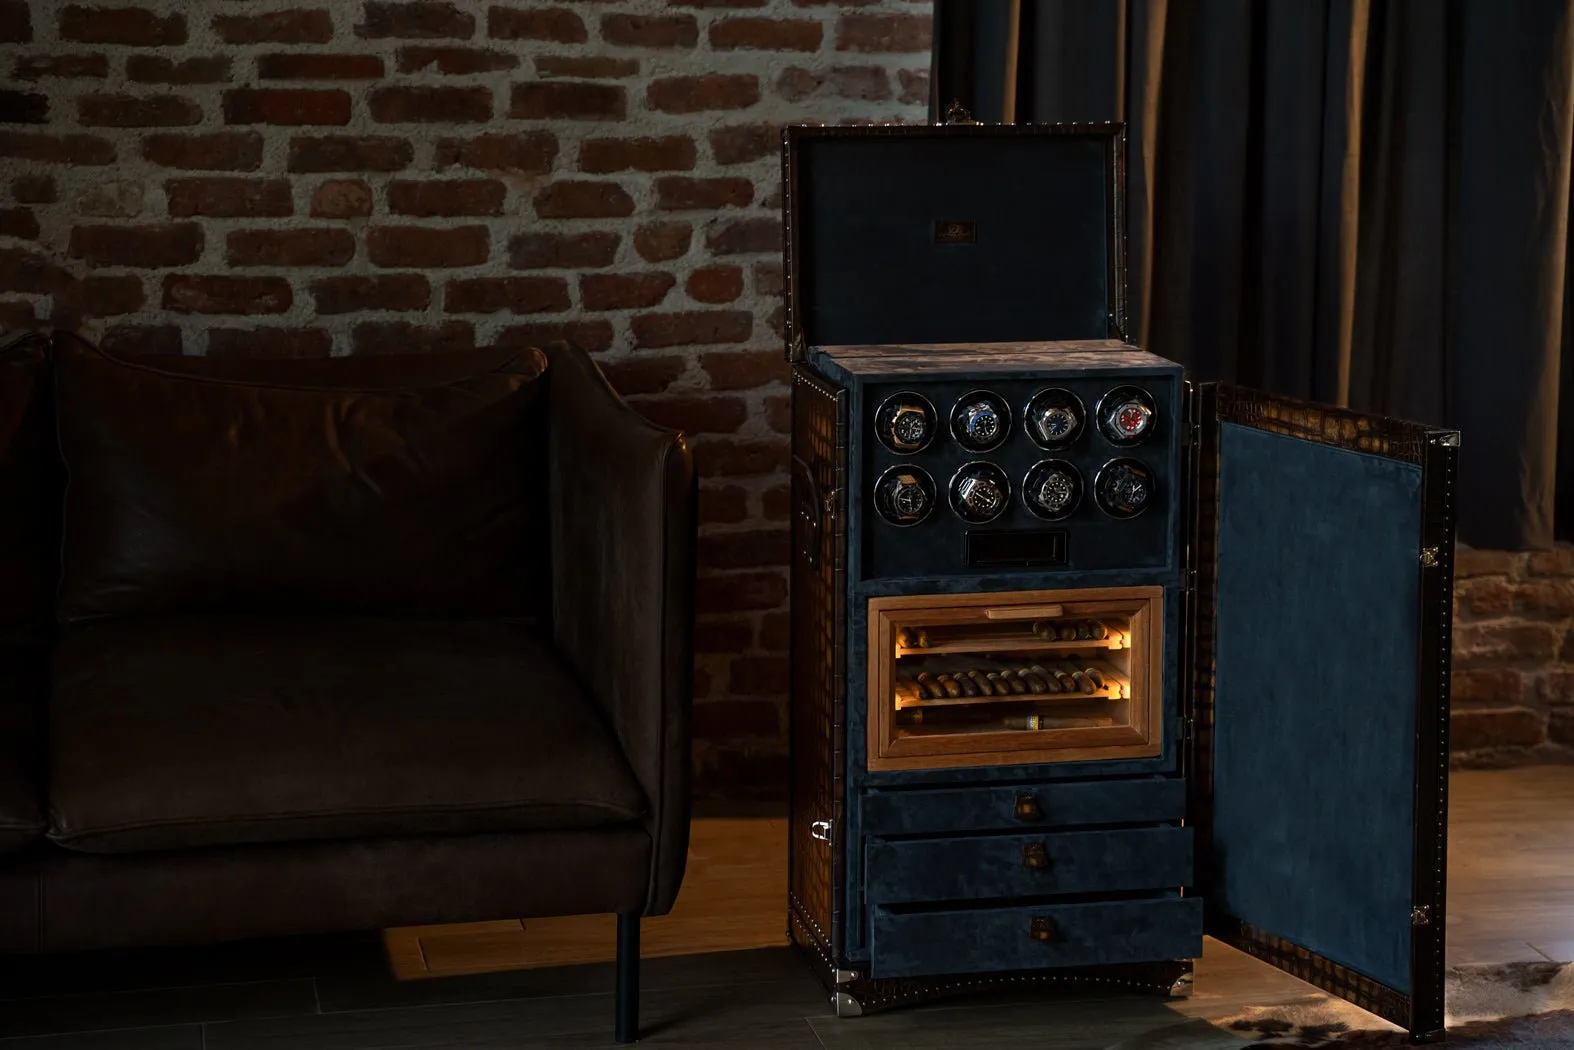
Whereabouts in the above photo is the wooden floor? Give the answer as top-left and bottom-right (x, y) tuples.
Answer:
(0, 768), (1569, 1048)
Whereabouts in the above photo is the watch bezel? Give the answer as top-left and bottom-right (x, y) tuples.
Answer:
(948, 389), (1012, 453)
(947, 460), (1011, 524)
(873, 464), (937, 527)
(1021, 458), (1083, 521)
(1023, 388), (1087, 450)
(1093, 457), (1155, 519)
(1094, 386), (1158, 447)
(874, 391), (939, 455)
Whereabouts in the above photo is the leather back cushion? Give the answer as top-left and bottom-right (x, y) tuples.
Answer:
(0, 334), (62, 643)
(53, 334), (551, 623)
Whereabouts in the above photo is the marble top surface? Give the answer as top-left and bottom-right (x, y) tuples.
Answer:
(814, 341), (1177, 375)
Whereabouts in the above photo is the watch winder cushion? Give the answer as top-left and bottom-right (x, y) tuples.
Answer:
(46, 616), (648, 854)
(51, 333), (550, 623)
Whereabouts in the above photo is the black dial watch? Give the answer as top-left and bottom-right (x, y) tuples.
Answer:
(950, 391), (1010, 452)
(1023, 460), (1082, 520)
(874, 465), (936, 526)
(949, 462), (1010, 523)
(1094, 458), (1155, 518)
(874, 392), (937, 454)
(1025, 389), (1085, 449)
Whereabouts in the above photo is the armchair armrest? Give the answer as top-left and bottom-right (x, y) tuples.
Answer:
(545, 343), (697, 916)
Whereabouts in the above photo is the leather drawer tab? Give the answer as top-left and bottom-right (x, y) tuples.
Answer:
(865, 826), (1193, 906)
(861, 777), (1185, 836)
(870, 896), (1203, 980)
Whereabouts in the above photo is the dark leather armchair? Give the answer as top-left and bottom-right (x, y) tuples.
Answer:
(0, 330), (696, 1043)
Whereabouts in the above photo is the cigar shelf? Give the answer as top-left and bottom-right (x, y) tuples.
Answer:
(867, 587), (1162, 771)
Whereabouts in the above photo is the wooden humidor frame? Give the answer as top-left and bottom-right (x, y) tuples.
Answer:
(866, 586), (1164, 772)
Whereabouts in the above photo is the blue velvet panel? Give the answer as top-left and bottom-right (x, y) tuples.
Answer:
(865, 827), (1193, 905)
(861, 777), (1186, 835)
(870, 896), (1203, 979)
(1211, 423), (1421, 994)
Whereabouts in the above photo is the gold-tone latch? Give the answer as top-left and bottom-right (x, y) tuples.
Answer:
(1022, 843), (1049, 870)
(1421, 547), (1439, 567)
(1029, 917), (1055, 942)
(1412, 905), (1431, 927)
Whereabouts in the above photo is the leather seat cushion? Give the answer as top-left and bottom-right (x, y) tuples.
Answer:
(0, 647), (46, 857)
(51, 333), (551, 623)
(47, 617), (647, 854)
(0, 335), (62, 644)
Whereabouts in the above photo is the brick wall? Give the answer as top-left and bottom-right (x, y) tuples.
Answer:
(0, 0), (932, 796)
(1451, 545), (1574, 768)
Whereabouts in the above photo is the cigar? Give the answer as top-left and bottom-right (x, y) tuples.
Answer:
(896, 628), (913, 649)
(999, 669), (1030, 694)
(1084, 666), (1107, 689)
(1069, 670), (1096, 694)
(1088, 621), (1110, 640)
(938, 674), (962, 698)
(915, 672), (942, 699)
(1028, 664), (1066, 693)
(984, 671), (1012, 696)
(915, 628), (931, 648)
(966, 670), (993, 696)
(956, 673), (980, 697)
(1076, 621), (1092, 640)
(1020, 669), (1052, 693)
(1058, 623), (1078, 641)
(1032, 621), (1057, 639)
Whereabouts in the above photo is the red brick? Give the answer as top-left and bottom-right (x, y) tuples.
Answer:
(258, 53), (385, 80)
(1450, 707), (1547, 751)
(288, 135), (413, 172)
(1453, 622), (1560, 664)
(695, 617), (752, 655)
(767, 303), (785, 338)
(388, 178), (505, 216)
(367, 225), (489, 268)
(310, 179), (372, 218)
(353, 321), (475, 355)
(695, 699), (780, 735)
(494, 321), (614, 353)
(102, 323), (181, 356)
(700, 484), (749, 524)
(76, 275), (143, 315)
(656, 176), (752, 211)
(508, 231), (620, 269)
(0, 131), (115, 165)
(0, 247), (67, 294)
(535, 55), (638, 79)
(634, 395), (747, 434)
(898, 67), (928, 104)
(580, 272), (675, 310)
(13, 54), (108, 79)
(728, 655), (789, 695)
(77, 93), (199, 127)
(697, 570), (787, 613)
(1528, 546), (1574, 576)
(0, 91), (47, 123)
(701, 527), (788, 569)
(687, 266), (743, 304)
(692, 437), (788, 477)
(1518, 580), (1574, 616)
(534, 181), (634, 219)
(632, 310), (752, 348)
(599, 354), (686, 396)
(227, 228), (355, 267)
(489, 6), (585, 41)
(166, 177), (292, 218)
(164, 275), (292, 315)
(753, 260), (783, 296)
(60, 5), (186, 45)
(0, 0), (27, 41)
(445, 277), (570, 314)
(1552, 707), (1574, 748)
(634, 221), (691, 262)
(706, 217), (781, 255)
(835, 11), (932, 52)
(709, 124), (775, 165)
(310, 274), (430, 313)
(435, 131), (557, 173)
(223, 89), (350, 126)
(12, 175), (55, 204)
(700, 348), (786, 389)
(648, 74), (759, 113)
(710, 17), (820, 50)
(829, 65), (891, 100)
(126, 55), (230, 84)
(143, 131), (260, 171)
(1455, 546), (1522, 578)
(762, 482), (790, 519)
(601, 14), (697, 47)
(355, 1), (474, 39)
(759, 610), (787, 650)
(775, 67), (821, 101)
(0, 208), (38, 239)
(69, 223), (201, 268)
(759, 185), (782, 209)
(1464, 578), (1515, 618)
(1538, 669), (1574, 705)
(213, 9), (332, 44)
(765, 394), (790, 432)
(510, 82), (626, 120)
(580, 136), (696, 173)
(369, 85), (491, 123)
(397, 46), (518, 74)
(208, 327), (332, 358)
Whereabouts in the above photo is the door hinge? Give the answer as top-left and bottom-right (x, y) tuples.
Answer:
(810, 820), (833, 842)
(1412, 905), (1431, 927)
(1420, 547), (1439, 568)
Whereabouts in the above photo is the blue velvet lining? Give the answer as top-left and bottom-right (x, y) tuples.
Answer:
(1210, 423), (1420, 994)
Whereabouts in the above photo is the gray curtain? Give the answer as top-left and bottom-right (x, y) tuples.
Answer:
(931, 0), (1574, 550)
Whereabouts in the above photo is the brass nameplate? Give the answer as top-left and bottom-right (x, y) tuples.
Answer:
(933, 220), (976, 244)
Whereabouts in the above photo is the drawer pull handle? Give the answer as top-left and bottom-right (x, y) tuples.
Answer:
(1013, 794), (1042, 822)
(1022, 843), (1049, 870)
(1029, 917), (1055, 942)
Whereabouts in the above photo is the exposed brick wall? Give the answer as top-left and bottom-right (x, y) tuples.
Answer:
(1451, 544), (1574, 768)
(0, 0), (933, 797)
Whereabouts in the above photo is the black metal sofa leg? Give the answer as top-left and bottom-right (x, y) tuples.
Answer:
(616, 913), (640, 1043)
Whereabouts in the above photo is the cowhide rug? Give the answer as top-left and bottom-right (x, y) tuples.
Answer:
(1105, 962), (1574, 1049)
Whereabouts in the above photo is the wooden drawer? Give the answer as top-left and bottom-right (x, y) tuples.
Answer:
(865, 826), (1192, 906)
(869, 896), (1203, 979)
(860, 777), (1186, 836)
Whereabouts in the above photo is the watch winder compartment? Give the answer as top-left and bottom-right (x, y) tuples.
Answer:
(867, 587), (1164, 772)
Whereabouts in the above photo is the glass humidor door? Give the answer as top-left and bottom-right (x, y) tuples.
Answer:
(866, 587), (1164, 772)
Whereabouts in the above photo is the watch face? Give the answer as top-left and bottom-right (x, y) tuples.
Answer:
(1094, 457), (1155, 518)
(950, 391), (1011, 452)
(948, 461), (1011, 523)
(1023, 459), (1082, 520)
(873, 465), (936, 526)
(1097, 386), (1157, 446)
(874, 392), (937, 455)
(1024, 389), (1085, 449)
